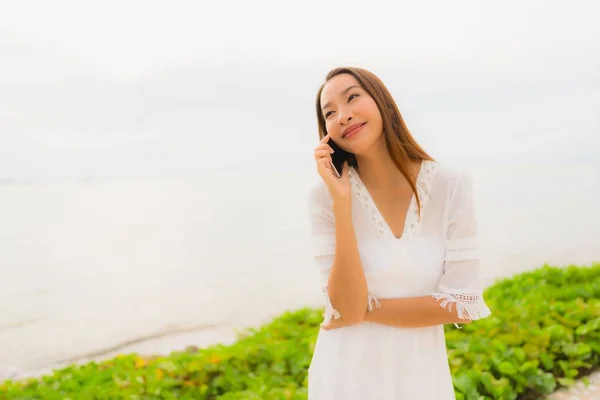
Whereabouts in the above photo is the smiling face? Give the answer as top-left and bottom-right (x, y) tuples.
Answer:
(319, 73), (384, 155)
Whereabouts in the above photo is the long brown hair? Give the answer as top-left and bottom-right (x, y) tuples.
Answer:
(315, 67), (434, 215)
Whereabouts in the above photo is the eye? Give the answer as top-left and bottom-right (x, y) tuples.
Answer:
(324, 93), (360, 119)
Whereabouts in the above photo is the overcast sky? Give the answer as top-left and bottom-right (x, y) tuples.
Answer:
(1, 0), (599, 180)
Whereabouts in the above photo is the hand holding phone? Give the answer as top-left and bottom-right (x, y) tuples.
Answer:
(327, 137), (353, 178)
(313, 134), (353, 201)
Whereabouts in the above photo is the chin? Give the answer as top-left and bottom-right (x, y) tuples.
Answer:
(344, 133), (379, 155)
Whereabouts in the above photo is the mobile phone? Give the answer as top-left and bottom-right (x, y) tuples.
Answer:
(327, 138), (353, 178)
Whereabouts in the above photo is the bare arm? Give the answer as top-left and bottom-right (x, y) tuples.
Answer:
(358, 171), (490, 329)
(363, 296), (471, 327)
(311, 136), (369, 326)
(326, 199), (368, 324)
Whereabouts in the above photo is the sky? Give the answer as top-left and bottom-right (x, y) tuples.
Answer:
(0, 0), (599, 180)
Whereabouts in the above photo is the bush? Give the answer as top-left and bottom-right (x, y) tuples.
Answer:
(1, 263), (598, 399)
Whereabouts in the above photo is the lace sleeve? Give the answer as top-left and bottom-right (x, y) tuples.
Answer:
(431, 171), (491, 327)
(307, 184), (340, 323)
(308, 184), (336, 271)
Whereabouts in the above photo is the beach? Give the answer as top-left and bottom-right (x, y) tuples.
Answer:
(1, 162), (599, 381)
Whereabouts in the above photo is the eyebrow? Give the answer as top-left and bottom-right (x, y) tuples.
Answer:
(321, 85), (360, 111)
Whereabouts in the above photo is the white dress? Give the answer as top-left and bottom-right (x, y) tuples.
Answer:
(306, 160), (492, 399)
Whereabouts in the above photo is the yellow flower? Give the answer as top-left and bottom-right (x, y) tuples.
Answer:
(155, 368), (164, 380)
(135, 358), (147, 368)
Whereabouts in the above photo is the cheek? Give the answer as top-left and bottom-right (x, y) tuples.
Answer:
(324, 120), (336, 136)
(353, 98), (380, 124)
(325, 119), (343, 138)
(363, 100), (381, 122)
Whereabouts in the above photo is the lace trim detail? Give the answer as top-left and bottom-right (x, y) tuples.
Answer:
(348, 169), (388, 237)
(445, 237), (479, 261)
(322, 286), (341, 324)
(367, 293), (381, 311)
(321, 286), (381, 324)
(432, 291), (492, 328)
(348, 160), (438, 240)
(405, 161), (438, 239)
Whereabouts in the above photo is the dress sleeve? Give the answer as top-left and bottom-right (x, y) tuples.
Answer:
(307, 184), (341, 323)
(307, 184), (336, 273)
(431, 171), (492, 327)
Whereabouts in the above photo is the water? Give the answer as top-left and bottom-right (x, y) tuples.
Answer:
(1, 163), (599, 380)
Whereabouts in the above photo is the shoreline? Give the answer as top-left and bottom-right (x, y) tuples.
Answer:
(2, 164), (599, 384)
(5, 262), (599, 384)
(4, 325), (240, 382)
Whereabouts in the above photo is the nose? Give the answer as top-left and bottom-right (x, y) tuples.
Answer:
(337, 107), (352, 125)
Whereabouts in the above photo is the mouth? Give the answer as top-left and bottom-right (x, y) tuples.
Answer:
(342, 122), (366, 138)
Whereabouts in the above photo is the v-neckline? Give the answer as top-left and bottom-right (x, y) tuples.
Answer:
(349, 160), (432, 241)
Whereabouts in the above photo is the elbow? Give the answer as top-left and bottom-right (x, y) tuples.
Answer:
(325, 284), (370, 325)
(323, 289), (367, 326)
(338, 294), (371, 325)
(331, 302), (366, 325)
(341, 293), (378, 324)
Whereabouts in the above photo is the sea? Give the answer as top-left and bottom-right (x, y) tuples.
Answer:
(1, 162), (599, 380)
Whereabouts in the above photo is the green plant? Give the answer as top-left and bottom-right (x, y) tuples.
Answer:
(1, 263), (598, 399)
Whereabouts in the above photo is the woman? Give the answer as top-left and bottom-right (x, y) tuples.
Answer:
(307, 67), (492, 399)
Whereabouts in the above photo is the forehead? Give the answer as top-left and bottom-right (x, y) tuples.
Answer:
(320, 74), (361, 106)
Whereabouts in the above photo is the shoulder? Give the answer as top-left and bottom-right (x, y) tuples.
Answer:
(430, 161), (472, 183)
(428, 161), (475, 197)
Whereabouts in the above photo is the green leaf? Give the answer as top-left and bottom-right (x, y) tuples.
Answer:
(498, 361), (518, 375)
(557, 377), (576, 387)
(539, 353), (554, 370)
(575, 317), (600, 335)
(563, 343), (592, 359)
(519, 360), (539, 374)
(453, 373), (479, 397)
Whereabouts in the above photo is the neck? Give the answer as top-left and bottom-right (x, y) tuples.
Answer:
(354, 138), (420, 190)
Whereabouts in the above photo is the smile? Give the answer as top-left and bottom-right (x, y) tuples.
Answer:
(343, 123), (366, 139)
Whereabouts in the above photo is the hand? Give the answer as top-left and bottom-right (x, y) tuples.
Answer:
(313, 134), (351, 201)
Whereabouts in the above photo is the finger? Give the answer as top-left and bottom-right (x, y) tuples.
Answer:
(320, 134), (330, 144)
(314, 148), (333, 156)
(317, 158), (332, 172)
(314, 149), (333, 160)
(317, 163), (334, 181)
(315, 143), (335, 154)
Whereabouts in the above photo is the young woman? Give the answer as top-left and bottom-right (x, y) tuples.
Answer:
(307, 67), (492, 399)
